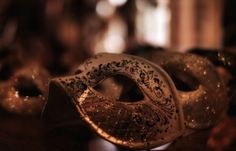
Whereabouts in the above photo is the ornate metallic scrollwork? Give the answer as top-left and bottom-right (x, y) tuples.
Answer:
(43, 53), (228, 150)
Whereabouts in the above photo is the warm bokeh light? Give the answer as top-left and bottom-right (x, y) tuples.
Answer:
(94, 16), (126, 53)
(96, 1), (115, 18)
(108, 0), (127, 6)
(136, 0), (170, 47)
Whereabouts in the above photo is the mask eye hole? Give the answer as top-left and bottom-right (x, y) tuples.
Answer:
(94, 74), (144, 102)
(14, 76), (43, 97)
(169, 72), (200, 92)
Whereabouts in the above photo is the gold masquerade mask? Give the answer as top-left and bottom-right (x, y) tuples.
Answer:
(43, 53), (228, 150)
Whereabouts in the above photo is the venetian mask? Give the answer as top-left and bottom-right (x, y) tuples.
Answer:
(43, 53), (228, 149)
(0, 64), (49, 115)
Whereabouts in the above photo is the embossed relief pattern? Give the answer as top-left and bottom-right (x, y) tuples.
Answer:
(64, 54), (184, 148)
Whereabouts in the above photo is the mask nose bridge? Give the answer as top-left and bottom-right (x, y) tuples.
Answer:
(42, 79), (82, 127)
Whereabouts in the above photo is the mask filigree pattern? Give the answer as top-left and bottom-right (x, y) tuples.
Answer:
(43, 52), (228, 150)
